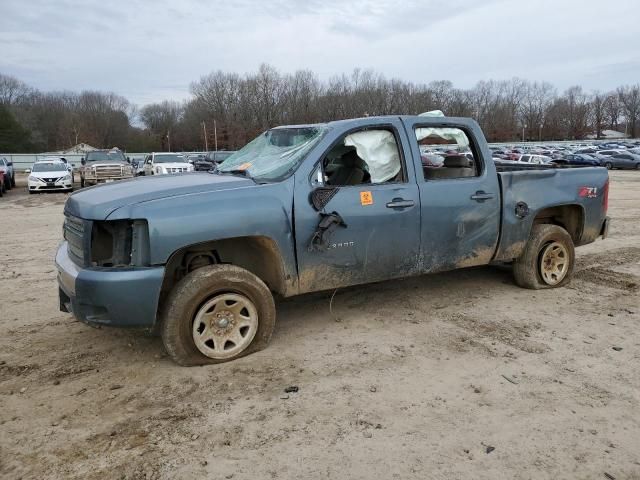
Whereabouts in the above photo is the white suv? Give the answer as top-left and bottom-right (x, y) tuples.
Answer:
(143, 153), (194, 175)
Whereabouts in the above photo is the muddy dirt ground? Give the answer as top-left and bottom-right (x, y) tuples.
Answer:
(1, 172), (639, 480)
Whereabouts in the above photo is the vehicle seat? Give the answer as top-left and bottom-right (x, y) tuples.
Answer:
(424, 155), (474, 179)
(327, 151), (370, 185)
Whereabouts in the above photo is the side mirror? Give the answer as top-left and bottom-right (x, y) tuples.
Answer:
(81, 159), (86, 166)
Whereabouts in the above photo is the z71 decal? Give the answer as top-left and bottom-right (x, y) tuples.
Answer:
(578, 186), (598, 198)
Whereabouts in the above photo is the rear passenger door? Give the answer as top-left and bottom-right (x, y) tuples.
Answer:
(403, 119), (500, 273)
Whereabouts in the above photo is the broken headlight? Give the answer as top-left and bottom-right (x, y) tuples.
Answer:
(90, 220), (150, 267)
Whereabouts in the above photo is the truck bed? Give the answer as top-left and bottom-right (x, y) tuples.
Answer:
(492, 166), (609, 262)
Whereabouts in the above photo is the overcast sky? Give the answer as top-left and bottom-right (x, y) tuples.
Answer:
(1, 0), (638, 105)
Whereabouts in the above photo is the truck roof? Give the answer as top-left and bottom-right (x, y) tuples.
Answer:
(272, 115), (478, 131)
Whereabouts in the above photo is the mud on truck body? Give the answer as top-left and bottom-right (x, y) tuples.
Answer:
(56, 115), (610, 365)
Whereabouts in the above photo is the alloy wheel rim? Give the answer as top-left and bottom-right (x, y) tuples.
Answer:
(192, 293), (258, 359)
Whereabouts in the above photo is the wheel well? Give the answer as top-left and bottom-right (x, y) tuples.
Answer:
(160, 236), (287, 299)
(532, 205), (584, 243)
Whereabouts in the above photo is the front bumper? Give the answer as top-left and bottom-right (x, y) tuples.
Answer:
(84, 176), (132, 184)
(28, 179), (73, 191)
(55, 242), (165, 328)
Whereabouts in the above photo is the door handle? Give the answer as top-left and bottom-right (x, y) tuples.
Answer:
(386, 198), (415, 209)
(470, 191), (494, 202)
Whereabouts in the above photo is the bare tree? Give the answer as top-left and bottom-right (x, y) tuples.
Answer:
(618, 84), (640, 138)
(591, 92), (605, 139)
(0, 73), (31, 105)
(604, 93), (621, 130)
(140, 100), (183, 151)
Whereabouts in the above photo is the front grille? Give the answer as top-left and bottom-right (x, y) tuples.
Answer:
(64, 214), (86, 265)
(167, 167), (188, 173)
(95, 165), (124, 179)
(43, 177), (63, 182)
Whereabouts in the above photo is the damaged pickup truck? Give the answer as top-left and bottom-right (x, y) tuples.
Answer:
(56, 115), (610, 365)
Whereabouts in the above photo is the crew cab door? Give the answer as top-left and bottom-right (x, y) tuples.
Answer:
(402, 118), (500, 272)
(293, 119), (421, 293)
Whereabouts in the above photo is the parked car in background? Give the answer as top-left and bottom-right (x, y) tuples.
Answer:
(80, 149), (135, 187)
(191, 151), (237, 172)
(0, 168), (5, 196)
(130, 157), (145, 176)
(143, 153), (194, 175)
(39, 156), (74, 182)
(555, 154), (601, 167)
(518, 154), (553, 165)
(607, 152), (640, 170)
(28, 161), (73, 193)
(206, 151), (236, 163)
(0, 157), (16, 190)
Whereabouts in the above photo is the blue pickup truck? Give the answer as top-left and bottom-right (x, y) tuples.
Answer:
(56, 115), (610, 365)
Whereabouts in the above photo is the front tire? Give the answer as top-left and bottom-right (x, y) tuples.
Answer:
(80, 177), (85, 188)
(513, 224), (575, 289)
(160, 264), (276, 366)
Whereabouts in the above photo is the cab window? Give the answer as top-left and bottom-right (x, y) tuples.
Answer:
(321, 128), (404, 186)
(414, 127), (480, 180)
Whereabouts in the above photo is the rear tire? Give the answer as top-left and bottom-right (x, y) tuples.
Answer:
(513, 224), (575, 289)
(604, 162), (612, 169)
(160, 264), (276, 366)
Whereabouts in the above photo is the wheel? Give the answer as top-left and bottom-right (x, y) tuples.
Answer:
(160, 264), (276, 366)
(5, 178), (11, 190)
(11, 175), (15, 188)
(80, 177), (85, 188)
(635, 163), (640, 170)
(513, 224), (575, 289)
(604, 162), (612, 169)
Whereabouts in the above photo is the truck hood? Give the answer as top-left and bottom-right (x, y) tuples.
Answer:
(65, 173), (254, 220)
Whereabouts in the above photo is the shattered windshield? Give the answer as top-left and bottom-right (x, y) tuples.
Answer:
(217, 126), (326, 181)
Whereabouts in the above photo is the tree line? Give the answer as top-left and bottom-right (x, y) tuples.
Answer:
(1, 65), (639, 153)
